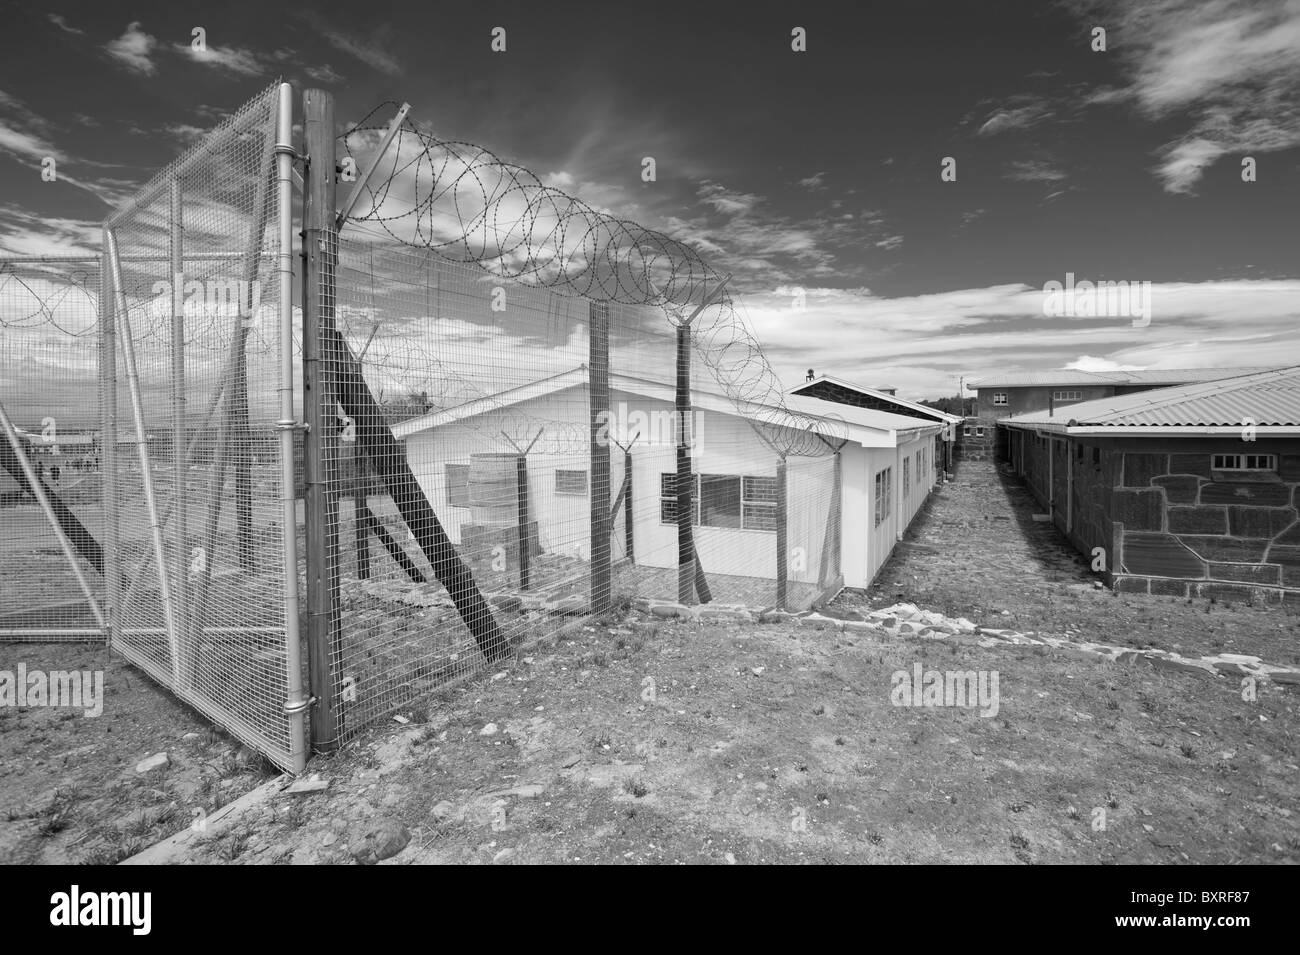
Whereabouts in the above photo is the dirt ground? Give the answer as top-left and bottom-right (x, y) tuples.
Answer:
(4, 457), (1297, 864)
(0, 641), (273, 864)
(166, 600), (1297, 865)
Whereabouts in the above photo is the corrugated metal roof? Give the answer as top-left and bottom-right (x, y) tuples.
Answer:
(784, 394), (943, 433)
(968, 366), (1275, 389)
(1001, 366), (1300, 428)
(393, 367), (942, 447)
(789, 374), (963, 422)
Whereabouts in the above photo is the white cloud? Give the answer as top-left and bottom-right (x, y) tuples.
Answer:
(47, 14), (84, 35)
(1005, 159), (1068, 183)
(318, 27), (400, 75)
(1063, 356), (1146, 372)
(177, 42), (267, 76)
(105, 22), (158, 76)
(736, 279), (1300, 399)
(304, 63), (346, 83)
(1074, 0), (1300, 193)
(0, 121), (58, 161)
(975, 100), (1053, 136)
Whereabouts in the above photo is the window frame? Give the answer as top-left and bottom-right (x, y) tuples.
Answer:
(554, 468), (588, 496)
(1211, 453), (1277, 472)
(660, 472), (777, 532)
(874, 466), (893, 527)
(445, 463), (471, 507)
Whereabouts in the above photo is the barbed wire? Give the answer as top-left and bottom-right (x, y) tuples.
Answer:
(0, 263), (100, 337)
(340, 106), (844, 456)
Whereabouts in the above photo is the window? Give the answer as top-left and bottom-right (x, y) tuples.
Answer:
(992, 393), (1008, 406)
(1092, 447), (1101, 466)
(555, 469), (587, 495)
(1212, 454), (1276, 472)
(902, 457), (911, 497)
(916, 450), (924, 485)
(874, 467), (893, 527)
(660, 473), (697, 525)
(660, 473), (776, 531)
(963, 426), (972, 437)
(698, 474), (742, 528)
(742, 475), (778, 530)
(1052, 390), (1082, 401)
(445, 463), (470, 507)
(975, 427), (985, 438)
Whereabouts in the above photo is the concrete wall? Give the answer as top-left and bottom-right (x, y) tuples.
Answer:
(1003, 427), (1300, 604)
(976, 385), (1114, 419)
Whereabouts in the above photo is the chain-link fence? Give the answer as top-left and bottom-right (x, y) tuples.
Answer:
(0, 257), (106, 640)
(102, 80), (305, 772)
(4, 82), (847, 768)
(303, 226), (844, 747)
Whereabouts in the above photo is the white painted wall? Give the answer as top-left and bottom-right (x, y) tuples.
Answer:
(401, 382), (940, 590)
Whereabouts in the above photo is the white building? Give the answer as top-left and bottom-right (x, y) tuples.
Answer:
(391, 368), (944, 604)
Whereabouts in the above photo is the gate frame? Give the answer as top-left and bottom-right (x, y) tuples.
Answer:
(99, 81), (308, 773)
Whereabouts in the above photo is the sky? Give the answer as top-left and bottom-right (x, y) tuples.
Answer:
(0, 0), (1297, 409)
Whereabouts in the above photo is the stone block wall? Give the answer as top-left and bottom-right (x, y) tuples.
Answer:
(957, 417), (996, 462)
(1004, 430), (1299, 604)
(1111, 446), (1299, 603)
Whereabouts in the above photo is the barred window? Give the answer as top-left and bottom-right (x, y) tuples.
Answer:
(1212, 454), (1276, 472)
(874, 467), (893, 527)
(555, 469), (587, 495)
(445, 463), (470, 507)
(743, 475), (778, 530)
(660, 473), (777, 531)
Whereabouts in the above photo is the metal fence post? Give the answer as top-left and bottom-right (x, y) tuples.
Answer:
(775, 455), (788, 610)
(100, 253), (120, 644)
(169, 177), (190, 651)
(303, 87), (342, 751)
(275, 82), (309, 774)
(589, 300), (611, 613)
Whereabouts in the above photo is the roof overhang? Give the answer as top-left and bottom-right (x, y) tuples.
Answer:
(999, 421), (1300, 438)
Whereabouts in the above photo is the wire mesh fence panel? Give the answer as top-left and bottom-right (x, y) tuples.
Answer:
(292, 98), (850, 748)
(0, 259), (107, 640)
(102, 81), (301, 771)
(311, 225), (844, 745)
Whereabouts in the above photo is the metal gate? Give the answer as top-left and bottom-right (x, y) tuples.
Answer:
(101, 81), (306, 772)
(0, 257), (107, 641)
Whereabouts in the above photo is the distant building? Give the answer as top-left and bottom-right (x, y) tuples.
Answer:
(999, 366), (1300, 604)
(789, 373), (963, 472)
(968, 367), (1275, 421)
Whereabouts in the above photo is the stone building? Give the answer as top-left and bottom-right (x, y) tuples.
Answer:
(969, 367), (1273, 421)
(999, 366), (1300, 605)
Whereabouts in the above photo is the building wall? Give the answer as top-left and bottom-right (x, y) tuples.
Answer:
(1003, 427), (1300, 604)
(976, 384), (1115, 419)
(956, 416), (996, 461)
(403, 386), (844, 586)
